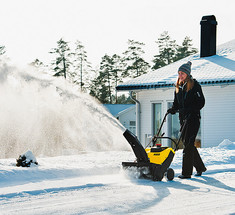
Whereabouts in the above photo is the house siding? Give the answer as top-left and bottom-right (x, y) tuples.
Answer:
(136, 84), (235, 148)
(118, 107), (136, 134)
(202, 84), (235, 147)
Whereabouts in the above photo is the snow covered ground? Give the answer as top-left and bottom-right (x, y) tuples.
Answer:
(0, 139), (234, 215)
(0, 60), (234, 214)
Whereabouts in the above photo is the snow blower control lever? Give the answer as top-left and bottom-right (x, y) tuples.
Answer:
(147, 112), (190, 151)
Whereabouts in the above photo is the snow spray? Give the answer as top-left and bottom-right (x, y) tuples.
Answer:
(0, 60), (129, 158)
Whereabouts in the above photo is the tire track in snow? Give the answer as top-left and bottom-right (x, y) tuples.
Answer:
(0, 183), (105, 199)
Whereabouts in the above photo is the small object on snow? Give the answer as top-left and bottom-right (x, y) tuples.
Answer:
(16, 150), (38, 167)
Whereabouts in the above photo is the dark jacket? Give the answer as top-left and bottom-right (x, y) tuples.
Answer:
(172, 79), (205, 123)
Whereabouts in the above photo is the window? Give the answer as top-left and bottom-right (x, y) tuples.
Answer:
(129, 121), (136, 134)
(167, 102), (181, 147)
(129, 121), (136, 126)
(167, 102), (202, 148)
(153, 103), (162, 144)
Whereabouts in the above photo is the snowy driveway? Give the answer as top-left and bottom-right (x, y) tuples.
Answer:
(0, 144), (235, 215)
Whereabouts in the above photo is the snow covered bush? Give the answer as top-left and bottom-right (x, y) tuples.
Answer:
(16, 150), (38, 167)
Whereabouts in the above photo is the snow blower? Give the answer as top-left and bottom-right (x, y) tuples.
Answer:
(122, 112), (188, 181)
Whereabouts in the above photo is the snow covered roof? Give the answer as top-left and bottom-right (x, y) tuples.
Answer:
(103, 104), (135, 117)
(116, 104), (135, 117)
(116, 39), (235, 91)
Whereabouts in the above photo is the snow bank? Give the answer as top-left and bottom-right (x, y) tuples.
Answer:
(217, 139), (235, 150)
(0, 151), (132, 186)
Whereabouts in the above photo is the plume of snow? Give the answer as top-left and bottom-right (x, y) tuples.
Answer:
(0, 61), (129, 158)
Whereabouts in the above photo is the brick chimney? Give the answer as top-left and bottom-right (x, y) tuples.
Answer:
(200, 15), (218, 57)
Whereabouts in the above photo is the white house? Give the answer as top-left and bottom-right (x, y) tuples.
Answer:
(116, 19), (235, 148)
(104, 104), (136, 134)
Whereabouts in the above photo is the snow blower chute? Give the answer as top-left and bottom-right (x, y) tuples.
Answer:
(122, 112), (188, 181)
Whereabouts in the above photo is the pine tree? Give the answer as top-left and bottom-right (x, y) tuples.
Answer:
(49, 38), (72, 79)
(122, 39), (150, 78)
(30, 59), (44, 68)
(90, 54), (123, 104)
(29, 59), (47, 74)
(0, 45), (6, 55)
(89, 70), (110, 104)
(110, 54), (123, 103)
(100, 54), (113, 103)
(72, 40), (92, 91)
(116, 94), (135, 104)
(152, 31), (178, 70)
(175, 36), (198, 61)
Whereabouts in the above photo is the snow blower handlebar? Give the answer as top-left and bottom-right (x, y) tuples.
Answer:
(145, 112), (169, 149)
(156, 112), (169, 137)
(146, 111), (190, 151)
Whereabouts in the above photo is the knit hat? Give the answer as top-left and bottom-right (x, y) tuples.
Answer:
(178, 61), (192, 77)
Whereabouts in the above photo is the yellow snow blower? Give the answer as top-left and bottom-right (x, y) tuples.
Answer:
(122, 112), (187, 181)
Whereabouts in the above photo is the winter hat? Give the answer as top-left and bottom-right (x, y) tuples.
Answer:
(178, 61), (192, 77)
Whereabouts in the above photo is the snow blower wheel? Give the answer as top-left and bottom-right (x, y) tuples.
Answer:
(152, 165), (164, 181)
(165, 168), (174, 181)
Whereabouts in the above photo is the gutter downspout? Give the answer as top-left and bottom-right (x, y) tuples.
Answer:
(130, 91), (140, 140)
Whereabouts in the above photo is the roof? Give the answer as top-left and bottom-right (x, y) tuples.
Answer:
(116, 39), (235, 91)
(103, 104), (135, 117)
(116, 105), (136, 117)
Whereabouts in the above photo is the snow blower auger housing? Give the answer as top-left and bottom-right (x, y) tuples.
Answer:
(122, 129), (175, 181)
(122, 112), (186, 181)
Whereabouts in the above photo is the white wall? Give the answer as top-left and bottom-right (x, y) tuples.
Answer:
(118, 107), (136, 134)
(136, 84), (235, 148)
(202, 84), (235, 147)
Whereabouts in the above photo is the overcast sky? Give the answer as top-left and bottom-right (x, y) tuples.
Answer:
(1, 0), (234, 67)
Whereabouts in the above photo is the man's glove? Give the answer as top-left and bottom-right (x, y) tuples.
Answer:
(167, 108), (176, 115)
